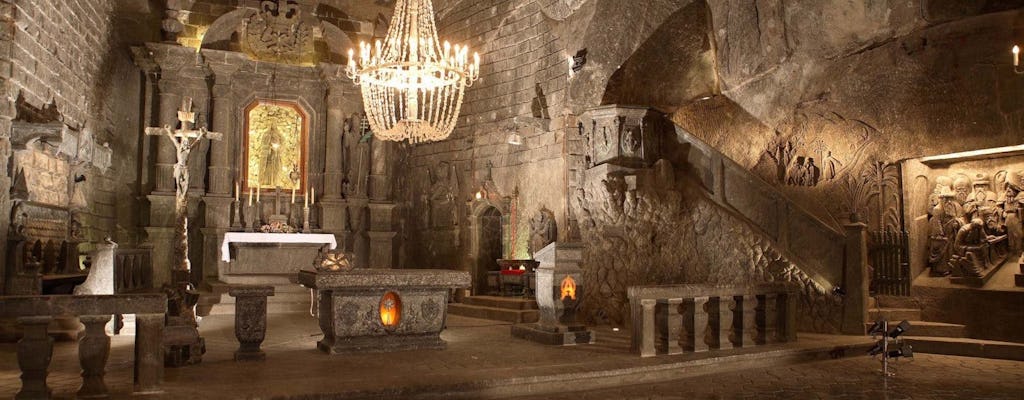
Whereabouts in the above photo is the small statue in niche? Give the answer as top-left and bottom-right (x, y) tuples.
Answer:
(529, 208), (557, 257)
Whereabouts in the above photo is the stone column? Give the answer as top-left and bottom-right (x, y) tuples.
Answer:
(369, 139), (390, 201)
(153, 79), (181, 195)
(134, 314), (164, 393)
(842, 222), (870, 335)
(229, 285), (274, 361)
(323, 83), (346, 201)
(207, 80), (235, 197)
(16, 316), (53, 400)
(78, 315), (111, 398)
(758, 293), (779, 344)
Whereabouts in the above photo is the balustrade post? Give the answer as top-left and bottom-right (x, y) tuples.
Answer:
(78, 315), (111, 398)
(780, 292), (797, 342)
(134, 314), (164, 393)
(758, 293), (779, 344)
(639, 299), (656, 357)
(16, 316), (53, 400)
(659, 298), (683, 355)
(710, 297), (734, 350)
(684, 296), (709, 352)
(737, 295), (758, 347)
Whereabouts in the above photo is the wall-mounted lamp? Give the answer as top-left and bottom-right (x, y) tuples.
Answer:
(567, 49), (587, 79)
(475, 191), (483, 200)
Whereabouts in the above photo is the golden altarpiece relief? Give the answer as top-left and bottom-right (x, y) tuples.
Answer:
(244, 101), (307, 193)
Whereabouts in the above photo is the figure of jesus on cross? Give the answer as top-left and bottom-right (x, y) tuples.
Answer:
(145, 97), (222, 334)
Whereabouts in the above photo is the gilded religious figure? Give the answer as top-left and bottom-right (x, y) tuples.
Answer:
(247, 102), (304, 190)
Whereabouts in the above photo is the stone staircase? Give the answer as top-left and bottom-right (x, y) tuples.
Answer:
(197, 281), (312, 316)
(867, 296), (1024, 361)
(447, 296), (539, 324)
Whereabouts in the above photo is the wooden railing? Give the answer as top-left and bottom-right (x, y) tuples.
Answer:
(0, 294), (166, 398)
(628, 283), (798, 357)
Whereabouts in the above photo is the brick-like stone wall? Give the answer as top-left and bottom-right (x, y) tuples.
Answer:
(0, 0), (149, 254)
(396, 0), (572, 273)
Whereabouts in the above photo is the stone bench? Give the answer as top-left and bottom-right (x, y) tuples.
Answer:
(0, 294), (166, 398)
(627, 283), (798, 357)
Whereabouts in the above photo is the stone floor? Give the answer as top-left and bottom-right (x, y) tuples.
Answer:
(508, 354), (1024, 400)
(0, 313), (1018, 399)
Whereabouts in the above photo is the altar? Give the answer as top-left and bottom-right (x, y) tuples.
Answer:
(219, 233), (337, 285)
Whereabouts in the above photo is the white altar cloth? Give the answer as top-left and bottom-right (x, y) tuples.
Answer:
(220, 233), (337, 262)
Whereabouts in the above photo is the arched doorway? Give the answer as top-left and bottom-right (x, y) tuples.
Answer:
(475, 207), (503, 295)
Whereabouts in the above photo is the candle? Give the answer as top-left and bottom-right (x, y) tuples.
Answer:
(291, 188), (296, 204)
(256, 185), (260, 202)
(304, 190), (308, 207)
(311, 187), (315, 204)
(1014, 45), (1020, 67)
(235, 181), (240, 202)
(248, 187), (253, 207)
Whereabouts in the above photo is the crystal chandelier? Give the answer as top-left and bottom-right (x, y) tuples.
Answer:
(346, 0), (480, 143)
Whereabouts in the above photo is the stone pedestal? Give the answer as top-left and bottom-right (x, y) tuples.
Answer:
(511, 242), (595, 345)
(298, 269), (470, 354)
(229, 285), (274, 361)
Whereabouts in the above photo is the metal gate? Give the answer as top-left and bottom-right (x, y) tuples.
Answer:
(868, 230), (910, 296)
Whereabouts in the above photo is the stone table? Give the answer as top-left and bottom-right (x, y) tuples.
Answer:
(297, 269), (470, 354)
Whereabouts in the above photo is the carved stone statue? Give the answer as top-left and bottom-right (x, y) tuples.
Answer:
(529, 208), (557, 256)
(927, 205), (952, 276)
(949, 218), (990, 278)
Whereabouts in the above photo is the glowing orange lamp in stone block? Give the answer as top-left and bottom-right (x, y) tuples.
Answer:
(379, 292), (402, 330)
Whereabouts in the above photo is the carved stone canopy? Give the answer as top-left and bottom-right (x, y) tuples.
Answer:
(578, 105), (666, 169)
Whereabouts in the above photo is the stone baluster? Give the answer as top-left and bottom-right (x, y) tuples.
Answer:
(78, 315), (111, 398)
(16, 316), (53, 400)
(230, 285), (274, 361)
(737, 295), (758, 347)
(711, 296), (734, 350)
(658, 298), (683, 355)
(758, 293), (779, 344)
(684, 296), (709, 352)
(639, 298), (656, 357)
(134, 314), (164, 393)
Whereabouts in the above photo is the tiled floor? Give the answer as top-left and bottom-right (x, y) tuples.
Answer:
(0, 313), (1016, 399)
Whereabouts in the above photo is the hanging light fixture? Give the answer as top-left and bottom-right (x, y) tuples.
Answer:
(346, 0), (480, 144)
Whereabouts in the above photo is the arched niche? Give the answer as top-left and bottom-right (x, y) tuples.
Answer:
(241, 100), (310, 194)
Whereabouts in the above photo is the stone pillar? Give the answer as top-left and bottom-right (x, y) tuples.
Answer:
(367, 203), (397, 269)
(369, 139), (390, 201)
(737, 295), (758, 348)
(684, 296), (708, 352)
(16, 316), (53, 400)
(842, 222), (870, 335)
(78, 315), (111, 398)
(134, 314), (164, 393)
(710, 296), (733, 350)
(347, 198), (368, 267)
(639, 298), (656, 357)
(323, 84), (346, 201)
(229, 285), (274, 361)
(659, 298), (683, 355)
(153, 80), (181, 194)
(207, 81), (235, 197)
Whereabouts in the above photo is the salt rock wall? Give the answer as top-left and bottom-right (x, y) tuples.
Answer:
(572, 161), (842, 332)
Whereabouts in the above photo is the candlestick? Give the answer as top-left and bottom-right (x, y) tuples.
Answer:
(248, 188), (253, 207)
(304, 190), (309, 207)
(303, 204), (311, 233)
(256, 185), (261, 202)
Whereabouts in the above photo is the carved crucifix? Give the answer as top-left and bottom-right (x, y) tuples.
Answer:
(145, 97), (223, 301)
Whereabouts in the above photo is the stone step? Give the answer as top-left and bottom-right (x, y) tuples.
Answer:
(873, 295), (921, 309)
(462, 295), (538, 310)
(906, 336), (1024, 361)
(868, 308), (921, 322)
(864, 321), (965, 338)
(448, 303), (538, 324)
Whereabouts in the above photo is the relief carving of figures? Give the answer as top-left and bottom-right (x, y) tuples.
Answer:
(242, 0), (315, 63)
(429, 162), (458, 229)
(528, 208), (557, 256)
(761, 111), (875, 188)
(924, 170), (1018, 279)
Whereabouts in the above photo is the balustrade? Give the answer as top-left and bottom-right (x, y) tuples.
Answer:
(0, 294), (166, 398)
(628, 284), (797, 358)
